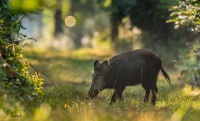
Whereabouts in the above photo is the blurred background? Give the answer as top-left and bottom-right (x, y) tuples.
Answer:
(10, 0), (199, 62)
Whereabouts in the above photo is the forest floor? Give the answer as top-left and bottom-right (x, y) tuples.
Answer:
(4, 48), (200, 121)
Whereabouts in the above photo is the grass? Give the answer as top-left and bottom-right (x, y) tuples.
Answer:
(23, 48), (112, 85)
(1, 48), (200, 121)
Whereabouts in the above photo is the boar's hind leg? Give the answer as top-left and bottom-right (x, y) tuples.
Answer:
(144, 88), (150, 103)
(110, 88), (125, 105)
(151, 86), (158, 105)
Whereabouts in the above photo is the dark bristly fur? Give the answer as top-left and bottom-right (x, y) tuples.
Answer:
(88, 48), (171, 105)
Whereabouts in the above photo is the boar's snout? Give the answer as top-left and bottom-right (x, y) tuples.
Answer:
(88, 88), (100, 98)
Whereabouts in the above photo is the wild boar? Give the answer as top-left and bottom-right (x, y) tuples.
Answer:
(87, 48), (171, 105)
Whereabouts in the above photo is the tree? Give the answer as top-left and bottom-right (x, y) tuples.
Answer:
(54, 9), (63, 36)
(54, 0), (64, 36)
(68, 0), (98, 47)
(96, 0), (176, 42)
(43, 0), (98, 48)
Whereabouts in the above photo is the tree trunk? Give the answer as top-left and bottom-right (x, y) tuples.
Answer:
(110, 13), (119, 42)
(54, 9), (63, 36)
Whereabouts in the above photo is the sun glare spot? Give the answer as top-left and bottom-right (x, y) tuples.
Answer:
(34, 103), (51, 121)
(170, 107), (186, 121)
(64, 103), (67, 108)
(93, 32), (99, 37)
(132, 26), (141, 34)
(65, 16), (76, 27)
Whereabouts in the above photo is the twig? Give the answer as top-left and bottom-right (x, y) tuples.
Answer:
(17, 15), (25, 24)
(163, 29), (175, 38)
(22, 43), (28, 47)
(29, 63), (58, 89)
(29, 37), (37, 41)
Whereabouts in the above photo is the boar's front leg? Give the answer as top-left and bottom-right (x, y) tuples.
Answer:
(110, 88), (125, 105)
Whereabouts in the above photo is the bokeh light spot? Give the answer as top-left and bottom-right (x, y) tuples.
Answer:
(65, 16), (76, 27)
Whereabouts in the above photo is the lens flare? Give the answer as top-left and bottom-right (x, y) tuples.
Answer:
(65, 16), (76, 27)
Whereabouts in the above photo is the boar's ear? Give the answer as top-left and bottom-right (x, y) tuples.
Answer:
(94, 60), (99, 67)
(101, 60), (109, 72)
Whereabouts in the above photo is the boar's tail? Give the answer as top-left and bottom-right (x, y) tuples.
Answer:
(161, 66), (171, 84)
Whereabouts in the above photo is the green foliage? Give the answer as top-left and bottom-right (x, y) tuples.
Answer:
(0, 0), (43, 107)
(168, 0), (200, 86)
(168, 0), (200, 32)
(178, 41), (200, 86)
(9, 0), (42, 11)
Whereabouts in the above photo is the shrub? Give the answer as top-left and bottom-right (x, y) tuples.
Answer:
(0, 0), (43, 107)
(178, 41), (200, 86)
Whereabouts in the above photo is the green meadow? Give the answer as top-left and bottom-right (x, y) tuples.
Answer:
(2, 48), (199, 121)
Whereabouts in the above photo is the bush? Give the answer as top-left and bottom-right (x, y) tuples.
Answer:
(168, 0), (200, 86)
(0, 0), (43, 107)
(178, 41), (200, 86)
